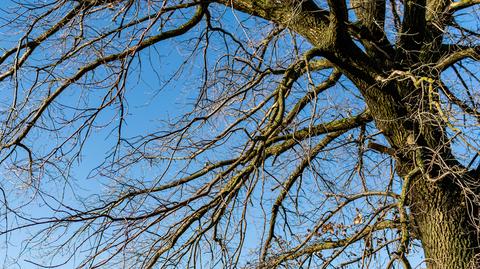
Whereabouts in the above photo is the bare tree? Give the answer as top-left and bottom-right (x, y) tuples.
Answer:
(0, 0), (479, 268)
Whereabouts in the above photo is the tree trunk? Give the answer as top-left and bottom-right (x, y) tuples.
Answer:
(345, 70), (480, 267)
(408, 173), (479, 268)
(346, 68), (480, 268)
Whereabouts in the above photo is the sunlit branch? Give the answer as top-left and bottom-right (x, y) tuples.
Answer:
(449, 0), (480, 11)
(436, 46), (480, 71)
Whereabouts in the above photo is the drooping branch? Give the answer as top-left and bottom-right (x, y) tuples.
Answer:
(0, 5), (206, 152)
(0, 3), (84, 82)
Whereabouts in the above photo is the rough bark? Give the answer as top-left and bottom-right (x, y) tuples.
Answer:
(409, 173), (478, 268)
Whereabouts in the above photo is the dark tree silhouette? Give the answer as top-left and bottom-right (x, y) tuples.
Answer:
(0, 0), (479, 268)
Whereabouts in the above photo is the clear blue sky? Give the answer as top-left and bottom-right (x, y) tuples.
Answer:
(1, 1), (478, 268)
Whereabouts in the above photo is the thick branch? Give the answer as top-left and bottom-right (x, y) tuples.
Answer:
(449, 0), (480, 10)
(351, 0), (386, 31)
(266, 110), (372, 156)
(397, 0), (427, 61)
(214, 0), (336, 50)
(436, 46), (480, 71)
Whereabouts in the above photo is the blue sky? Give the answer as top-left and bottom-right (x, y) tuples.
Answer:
(0, 1), (478, 268)
(0, 1), (410, 268)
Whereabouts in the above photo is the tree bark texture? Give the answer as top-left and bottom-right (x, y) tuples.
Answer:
(410, 174), (478, 268)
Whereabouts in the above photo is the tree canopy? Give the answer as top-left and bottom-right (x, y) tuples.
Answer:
(0, 0), (479, 268)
